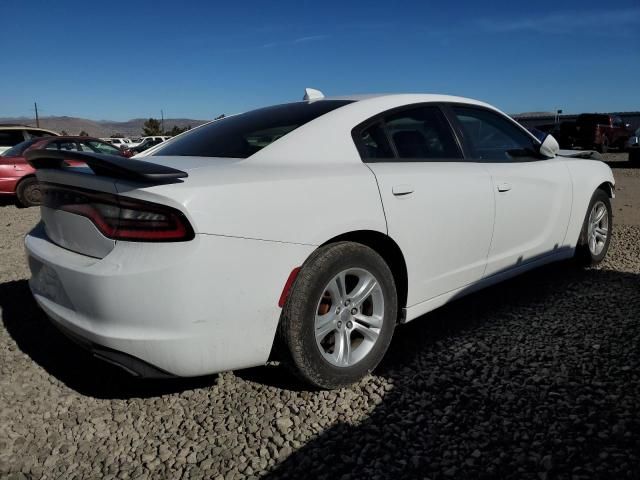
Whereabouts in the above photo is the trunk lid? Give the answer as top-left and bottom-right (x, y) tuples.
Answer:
(28, 151), (194, 259)
(36, 168), (119, 258)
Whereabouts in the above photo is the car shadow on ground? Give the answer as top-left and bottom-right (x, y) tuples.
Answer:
(0, 196), (19, 207)
(260, 264), (640, 479)
(604, 159), (639, 169)
(0, 280), (218, 399)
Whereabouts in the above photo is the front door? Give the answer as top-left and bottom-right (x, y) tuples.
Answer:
(449, 105), (572, 277)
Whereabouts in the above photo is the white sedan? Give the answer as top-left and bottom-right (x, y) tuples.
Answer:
(24, 90), (614, 388)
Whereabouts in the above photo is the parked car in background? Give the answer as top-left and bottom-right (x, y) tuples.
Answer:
(573, 114), (632, 153)
(128, 136), (167, 155)
(24, 91), (614, 389)
(144, 136), (171, 142)
(128, 136), (170, 149)
(0, 125), (59, 154)
(0, 136), (128, 206)
(628, 127), (640, 164)
(102, 138), (133, 149)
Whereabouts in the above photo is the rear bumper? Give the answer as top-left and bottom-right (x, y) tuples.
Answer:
(26, 223), (314, 377)
(54, 320), (173, 378)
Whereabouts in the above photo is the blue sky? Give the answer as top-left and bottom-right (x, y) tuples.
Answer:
(1, 0), (638, 120)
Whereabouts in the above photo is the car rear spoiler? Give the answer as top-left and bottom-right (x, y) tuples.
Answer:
(26, 150), (187, 182)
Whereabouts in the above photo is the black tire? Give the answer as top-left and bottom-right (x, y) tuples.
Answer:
(279, 242), (397, 389)
(576, 189), (612, 266)
(15, 177), (42, 207)
(629, 149), (640, 166)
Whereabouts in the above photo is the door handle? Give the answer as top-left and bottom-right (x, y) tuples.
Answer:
(392, 184), (414, 196)
(497, 182), (512, 192)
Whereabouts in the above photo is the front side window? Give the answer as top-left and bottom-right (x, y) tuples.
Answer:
(153, 100), (353, 158)
(452, 106), (537, 161)
(384, 106), (461, 159)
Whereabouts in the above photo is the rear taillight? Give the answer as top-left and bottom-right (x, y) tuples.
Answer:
(41, 183), (194, 242)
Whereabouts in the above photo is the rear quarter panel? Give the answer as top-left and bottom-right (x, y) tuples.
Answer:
(124, 161), (387, 246)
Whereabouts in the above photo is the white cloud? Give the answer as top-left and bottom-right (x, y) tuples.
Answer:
(293, 35), (330, 44)
(478, 8), (640, 34)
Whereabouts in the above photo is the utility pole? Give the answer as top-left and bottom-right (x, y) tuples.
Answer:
(34, 102), (40, 127)
(555, 108), (563, 126)
(161, 109), (164, 134)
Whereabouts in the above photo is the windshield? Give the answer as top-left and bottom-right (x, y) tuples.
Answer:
(153, 100), (353, 158)
(1, 138), (40, 157)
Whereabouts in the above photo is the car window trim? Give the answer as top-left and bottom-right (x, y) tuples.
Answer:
(351, 102), (466, 163)
(442, 103), (545, 164)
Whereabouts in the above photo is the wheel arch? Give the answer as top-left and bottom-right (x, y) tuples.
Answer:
(597, 181), (615, 198)
(319, 230), (409, 317)
(15, 173), (36, 188)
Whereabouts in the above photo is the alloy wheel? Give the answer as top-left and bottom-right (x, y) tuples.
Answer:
(314, 268), (385, 368)
(587, 200), (609, 256)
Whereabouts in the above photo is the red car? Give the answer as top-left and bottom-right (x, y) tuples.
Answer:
(0, 136), (129, 207)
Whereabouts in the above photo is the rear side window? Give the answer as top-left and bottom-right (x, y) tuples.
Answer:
(359, 123), (394, 159)
(26, 129), (54, 139)
(82, 141), (121, 155)
(46, 141), (80, 151)
(153, 100), (353, 158)
(0, 130), (26, 147)
(385, 106), (461, 159)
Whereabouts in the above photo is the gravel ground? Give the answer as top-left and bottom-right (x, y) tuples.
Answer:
(1, 160), (639, 479)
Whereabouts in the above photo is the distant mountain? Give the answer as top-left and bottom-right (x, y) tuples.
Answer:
(0, 116), (209, 137)
(511, 112), (556, 118)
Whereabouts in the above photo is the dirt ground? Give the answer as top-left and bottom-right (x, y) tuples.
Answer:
(604, 152), (640, 226)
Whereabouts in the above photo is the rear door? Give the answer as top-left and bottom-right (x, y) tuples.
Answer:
(357, 104), (495, 307)
(448, 105), (572, 277)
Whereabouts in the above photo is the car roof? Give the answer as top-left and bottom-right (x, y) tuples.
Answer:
(36, 136), (103, 142)
(322, 92), (493, 108)
(0, 125), (59, 133)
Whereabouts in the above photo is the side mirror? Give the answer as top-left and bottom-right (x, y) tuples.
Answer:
(539, 133), (560, 158)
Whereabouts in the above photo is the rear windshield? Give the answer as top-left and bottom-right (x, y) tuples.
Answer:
(1, 138), (40, 157)
(577, 114), (609, 126)
(153, 100), (353, 158)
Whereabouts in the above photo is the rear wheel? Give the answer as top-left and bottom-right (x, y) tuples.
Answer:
(629, 149), (640, 166)
(576, 189), (612, 265)
(15, 177), (42, 207)
(279, 242), (397, 389)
